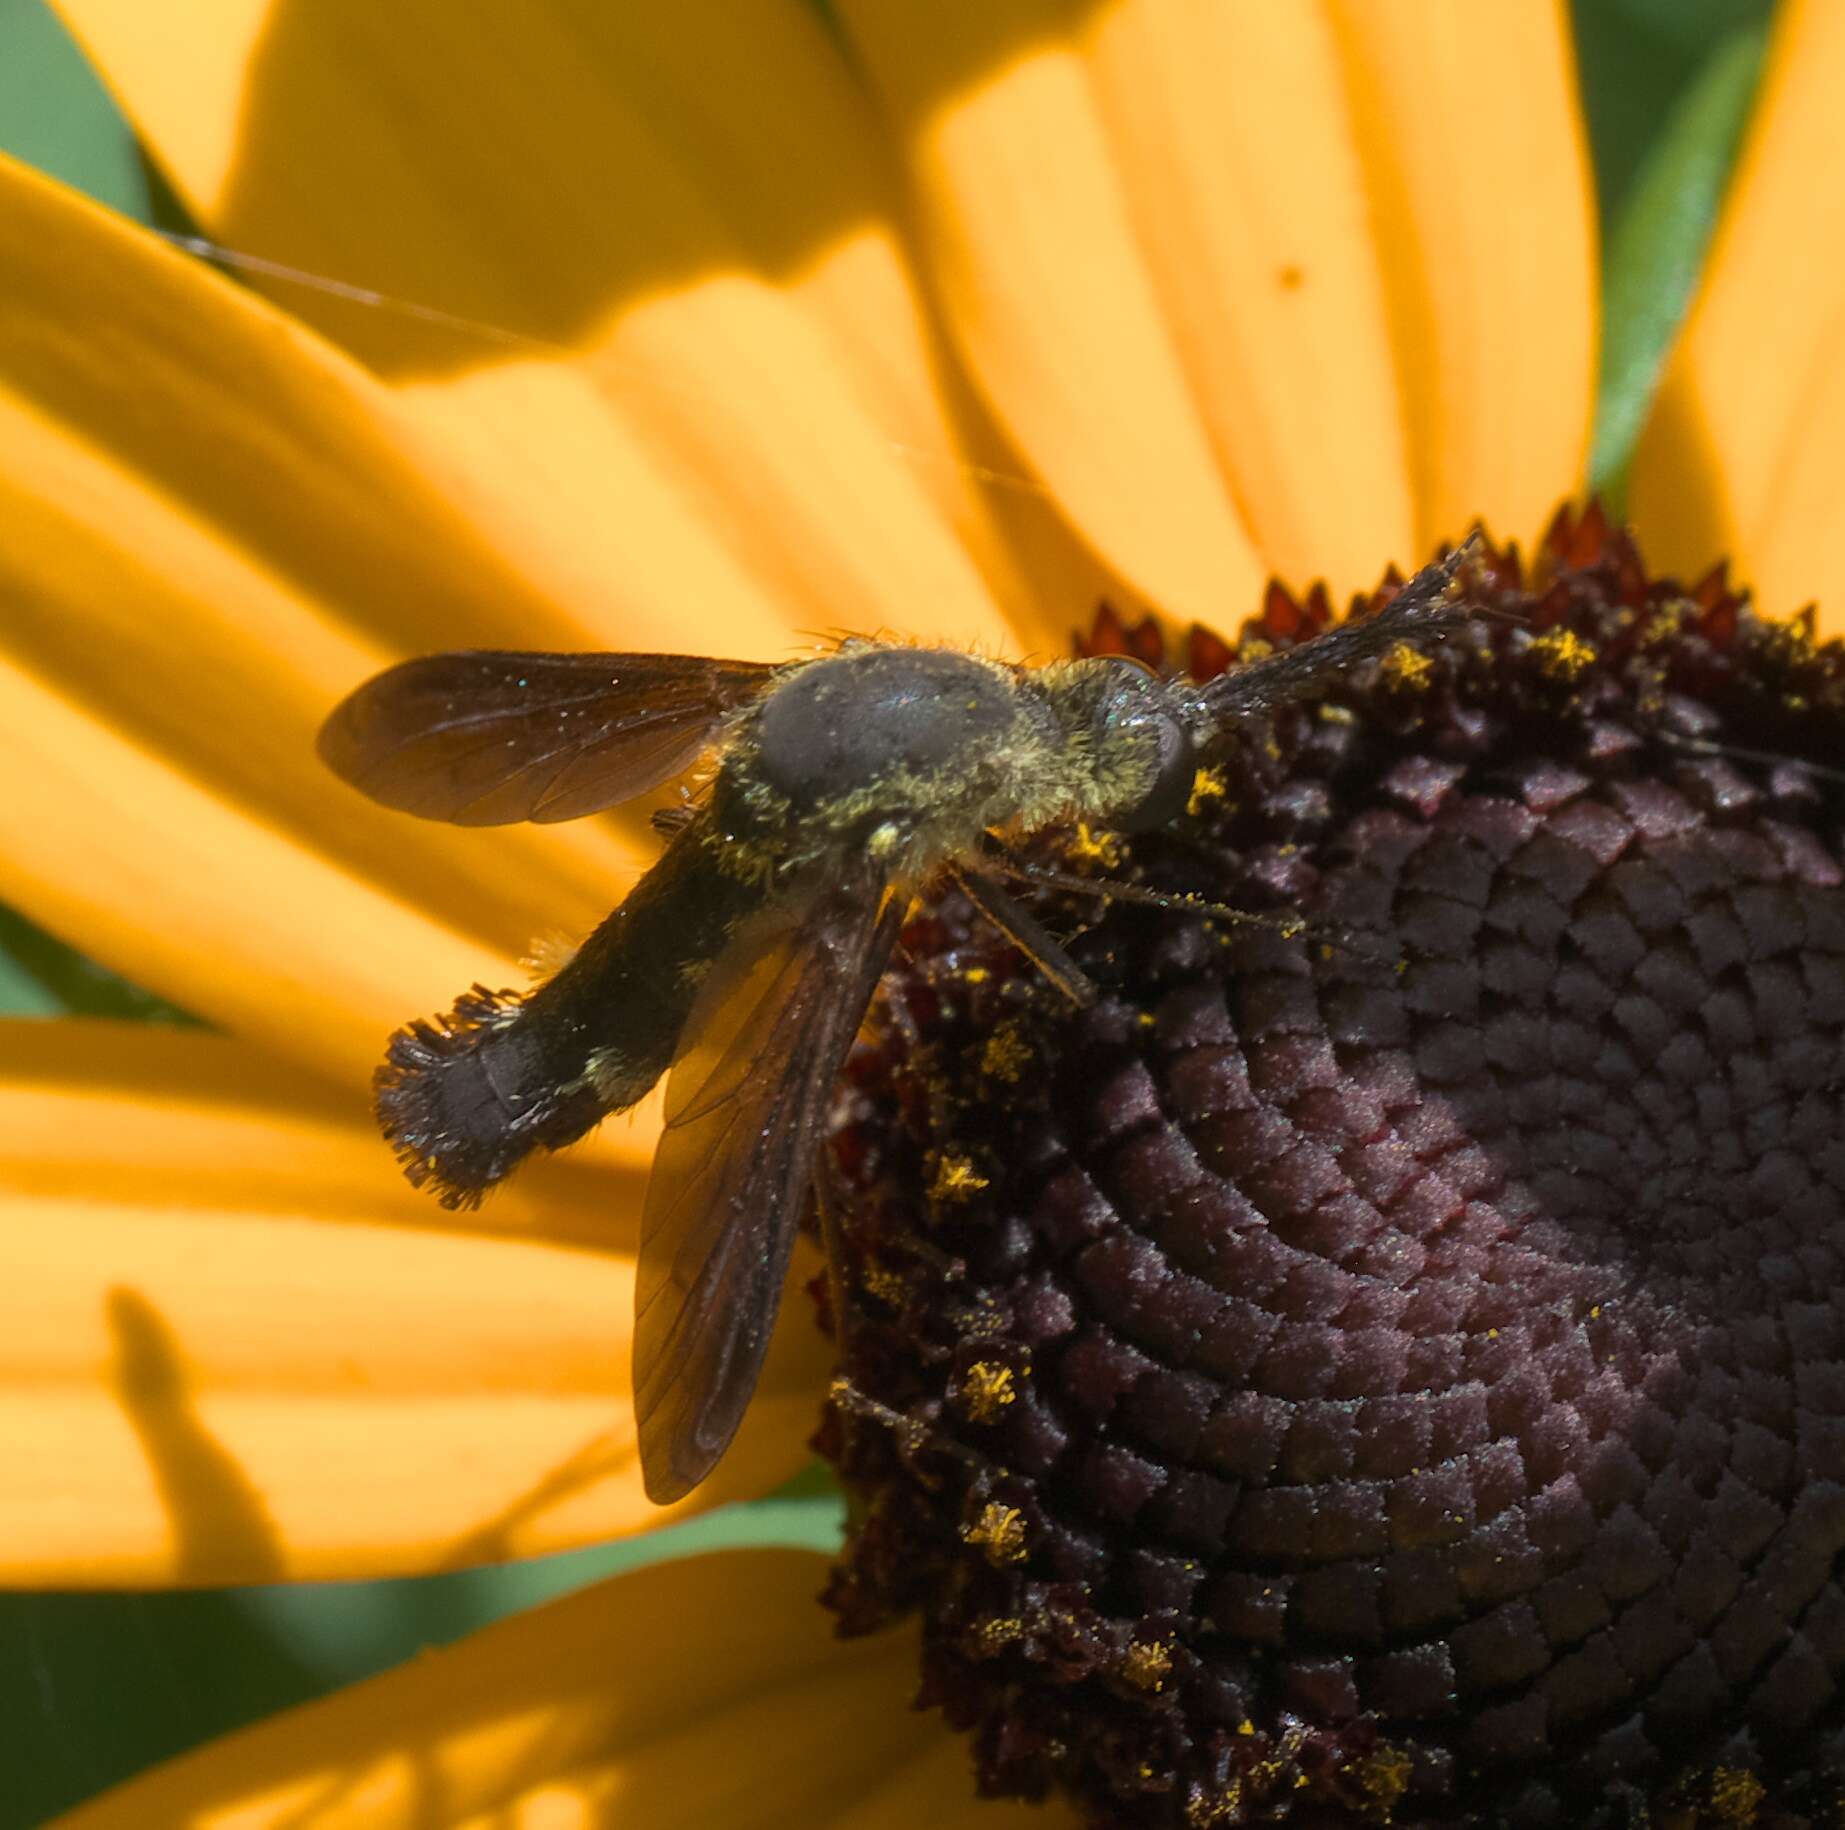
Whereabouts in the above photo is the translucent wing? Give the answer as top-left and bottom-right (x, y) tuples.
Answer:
(1200, 541), (1475, 722)
(318, 650), (779, 824)
(633, 880), (902, 1504)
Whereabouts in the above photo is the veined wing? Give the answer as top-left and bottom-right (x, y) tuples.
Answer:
(1200, 542), (1474, 722)
(318, 650), (779, 824)
(633, 879), (902, 1504)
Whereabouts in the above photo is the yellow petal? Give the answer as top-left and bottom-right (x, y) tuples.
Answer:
(0, 154), (681, 1082)
(1628, 0), (1845, 637)
(1325, 0), (1598, 555)
(1080, 0), (1416, 594)
(55, 0), (1052, 654)
(0, 1023), (829, 1584)
(51, 1549), (1064, 1829)
(839, 0), (1269, 624)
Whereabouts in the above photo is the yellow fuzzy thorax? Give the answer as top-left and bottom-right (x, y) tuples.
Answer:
(708, 645), (1174, 891)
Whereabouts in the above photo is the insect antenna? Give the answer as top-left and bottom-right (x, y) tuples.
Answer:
(978, 849), (1398, 968)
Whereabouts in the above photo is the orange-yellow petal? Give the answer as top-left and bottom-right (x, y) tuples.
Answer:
(1628, 0), (1845, 637)
(1325, 0), (1598, 556)
(53, 0), (1058, 654)
(51, 1548), (1063, 1829)
(0, 153), (680, 1085)
(0, 1023), (829, 1584)
(841, 0), (1595, 605)
(840, 0), (1268, 625)
(1079, 0), (1416, 595)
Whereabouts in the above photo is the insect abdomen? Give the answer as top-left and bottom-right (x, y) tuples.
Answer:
(374, 823), (767, 1208)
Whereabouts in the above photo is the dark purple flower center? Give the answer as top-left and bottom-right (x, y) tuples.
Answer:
(816, 510), (1845, 1828)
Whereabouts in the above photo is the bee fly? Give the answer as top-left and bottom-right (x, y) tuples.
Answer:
(319, 546), (1477, 1503)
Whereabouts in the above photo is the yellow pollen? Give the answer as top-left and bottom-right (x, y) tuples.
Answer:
(1642, 597), (1692, 644)
(1709, 1767), (1765, 1823)
(980, 1021), (1033, 1083)
(962, 965), (990, 984)
(964, 1502), (1028, 1566)
(1121, 1640), (1173, 1692)
(1186, 766), (1228, 817)
(1187, 1781), (1244, 1827)
(1380, 640), (1435, 688)
(1530, 627), (1596, 680)
(1358, 1744), (1414, 1810)
(860, 1262), (906, 1308)
(959, 1360), (1019, 1422)
(1764, 606), (1816, 664)
(1066, 821), (1124, 868)
(929, 1154), (989, 1202)
(973, 1616), (1023, 1655)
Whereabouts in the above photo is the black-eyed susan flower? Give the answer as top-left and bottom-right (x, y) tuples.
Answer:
(4, 1), (1842, 1825)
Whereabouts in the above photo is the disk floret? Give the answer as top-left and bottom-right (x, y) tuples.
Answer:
(819, 510), (1845, 1827)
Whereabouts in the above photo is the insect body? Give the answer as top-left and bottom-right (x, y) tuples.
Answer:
(319, 548), (1475, 1502)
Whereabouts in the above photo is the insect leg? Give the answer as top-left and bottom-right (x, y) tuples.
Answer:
(981, 847), (1397, 968)
(947, 865), (1099, 1007)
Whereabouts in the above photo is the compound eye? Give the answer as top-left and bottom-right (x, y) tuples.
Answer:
(1113, 712), (1195, 833)
(1098, 651), (1158, 680)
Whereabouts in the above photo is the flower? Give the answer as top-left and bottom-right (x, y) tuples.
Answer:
(821, 517), (1845, 1824)
(2, 0), (1841, 1824)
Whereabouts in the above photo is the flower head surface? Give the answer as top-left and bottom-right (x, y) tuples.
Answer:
(822, 514), (1845, 1824)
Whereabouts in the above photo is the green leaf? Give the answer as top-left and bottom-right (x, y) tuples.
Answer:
(0, 907), (202, 1024)
(1572, 0), (1773, 226)
(0, 0), (148, 218)
(0, 942), (62, 1018)
(1589, 20), (1772, 503)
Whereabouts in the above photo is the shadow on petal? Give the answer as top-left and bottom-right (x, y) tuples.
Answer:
(108, 1285), (286, 1585)
(206, 0), (1101, 382)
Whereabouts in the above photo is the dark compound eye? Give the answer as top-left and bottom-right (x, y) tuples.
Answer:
(1111, 709), (1194, 832)
(1091, 657), (1197, 834)
(819, 513), (1845, 1829)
